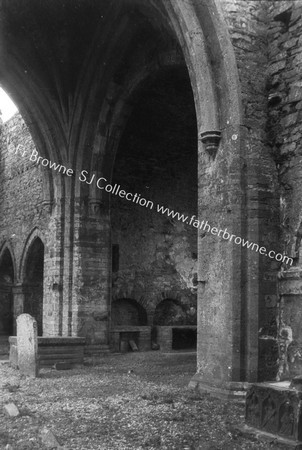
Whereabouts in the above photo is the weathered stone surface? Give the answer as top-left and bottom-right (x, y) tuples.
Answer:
(290, 376), (302, 391)
(246, 383), (302, 445)
(9, 344), (18, 369)
(129, 340), (138, 352)
(54, 362), (73, 370)
(17, 314), (39, 377)
(3, 403), (20, 418)
(40, 427), (61, 449)
(1, 0), (302, 397)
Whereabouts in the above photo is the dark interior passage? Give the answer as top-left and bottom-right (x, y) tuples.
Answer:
(23, 238), (44, 336)
(0, 249), (14, 335)
(172, 328), (197, 350)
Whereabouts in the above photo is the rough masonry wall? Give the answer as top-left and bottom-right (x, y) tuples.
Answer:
(221, 0), (281, 381)
(0, 114), (48, 333)
(111, 68), (198, 326)
(0, 114), (48, 246)
(266, 0), (302, 380)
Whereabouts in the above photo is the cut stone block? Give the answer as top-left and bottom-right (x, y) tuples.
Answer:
(54, 362), (73, 370)
(40, 426), (61, 448)
(3, 403), (20, 417)
(245, 382), (302, 447)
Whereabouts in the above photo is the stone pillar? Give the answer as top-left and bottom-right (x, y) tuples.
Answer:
(189, 127), (247, 398)
(43, 198), (65, 337)
(71, 198), (110, 347)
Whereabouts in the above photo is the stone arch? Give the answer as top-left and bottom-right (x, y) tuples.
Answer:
(153, 298), (187, 326)
(112, 293), (151, 319)
(0, 81), (60, 206)
(19, 228), (45, 281)
(20, 229), (45, 336)
(88, 49), (187, 203)
(0, 241), (17, 283)
(75, 0), (242, 200)
(111, 298), (148, 327)
(0, 243), (16, 336)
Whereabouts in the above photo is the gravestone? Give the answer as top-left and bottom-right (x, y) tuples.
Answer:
(17, 313), (39, 377)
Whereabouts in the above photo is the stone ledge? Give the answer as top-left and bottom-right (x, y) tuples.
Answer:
(237, 424), (302, 449)
(189, 374), (249, 401)
(9, 336), (86, 369)
(9, 336), (86, 346)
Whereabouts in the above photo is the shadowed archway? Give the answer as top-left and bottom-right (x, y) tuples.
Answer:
(0, 247), (14, 336)
(111, 298), (148, 327)
(23, 237), (44, 336)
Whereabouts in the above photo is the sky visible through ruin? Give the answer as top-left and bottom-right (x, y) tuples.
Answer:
(0, 88), (18, 122)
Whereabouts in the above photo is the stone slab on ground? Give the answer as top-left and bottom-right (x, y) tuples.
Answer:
(40, 426), (62, 449)
(3, 403), (20, 417)
(16, 314), (39, 377)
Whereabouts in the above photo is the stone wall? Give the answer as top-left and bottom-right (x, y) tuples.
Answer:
(111, 66), (198, 326)
(2, 0), (302, 384)
(0, 115), (47, 243)
(266, 1), (302, 380)
(0, 114), (48, 334)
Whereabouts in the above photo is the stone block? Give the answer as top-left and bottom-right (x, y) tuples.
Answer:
(3, 403), (20, 417)
(40, 426), (61, 449)
(129, 340), (138, 351)
(17, 313), (39, 377)
(246, 383), (302, 444)
(54, 362), (73, 370)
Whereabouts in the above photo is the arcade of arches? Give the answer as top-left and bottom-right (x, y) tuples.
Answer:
(0, 0), (302, 396)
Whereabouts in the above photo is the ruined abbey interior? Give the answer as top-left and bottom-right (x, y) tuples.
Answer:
(1, 0), (302, 399)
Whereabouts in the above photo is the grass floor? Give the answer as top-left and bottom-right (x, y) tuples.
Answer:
(0, 352), (284, 449)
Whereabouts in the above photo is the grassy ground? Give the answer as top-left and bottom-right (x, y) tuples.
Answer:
(0, 352), (283, 449)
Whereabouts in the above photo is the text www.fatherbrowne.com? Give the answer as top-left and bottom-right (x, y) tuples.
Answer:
(24, 148), (293, 266)
(156, 205), (293, 266)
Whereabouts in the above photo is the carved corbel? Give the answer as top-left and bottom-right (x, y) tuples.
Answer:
(199, 130), (222, 158)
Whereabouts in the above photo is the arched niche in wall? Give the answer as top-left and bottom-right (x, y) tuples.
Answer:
(111, 298), (148, 327)
(0, 247), (15, 335)
(153, 298), (187, 326)
(22, 237), (44, 336)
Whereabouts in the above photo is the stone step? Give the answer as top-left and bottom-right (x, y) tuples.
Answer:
(9, 336), (87, 368)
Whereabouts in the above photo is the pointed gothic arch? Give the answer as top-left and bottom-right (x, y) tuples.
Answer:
(0, 243), (15, 336)
(20, 230), (45, 336)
